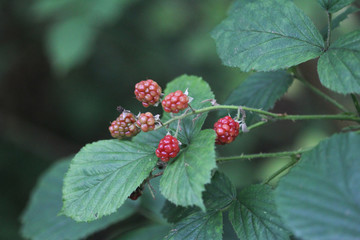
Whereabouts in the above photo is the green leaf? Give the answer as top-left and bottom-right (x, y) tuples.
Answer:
(160, 130), (216, 210)
(118, 225), (171, 240)
(62, 140), (158, 222)
(227, 0), (253, 15)
(318, 30), (360, 94)
(21, 159), (137, 240)
(275, 132), (360, 240)
(164, 172), (236, 240)
(162, 171), (237, 223)
(162, 75), (215, 143)
(133, 127), (168, 148)
(223, 71), (293, 124)
(317, 0), (356, 13)
(229, 184), (290, 240)
(212, 0), (325, 71)
(321, 6), (359, 39)
(164, 211), (223, 240)
(161, 201), (197, 224)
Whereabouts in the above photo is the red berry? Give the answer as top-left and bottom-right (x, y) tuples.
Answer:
(128, 187), (142, 200)
(214, 116), (240, 145)
(161, 90), (189, 113)
(136, 112), (156, 132)
(109, 111), (140, 139)
(134, 79), (162, 107)
(156, 135), (180, 162)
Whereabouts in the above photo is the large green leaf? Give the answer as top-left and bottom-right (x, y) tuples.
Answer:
(317, 0), (356, 13)
(275, 132), (360, 240)
(318, 30), (360, 94)
(229, 185), (290, 240)
(162, 75), (215, 143)
(164, 211), (223, 240)
(160, 130), (216, 210)
(212, 0), (324, 71)
(21, 159), (137, 240)
(62, 140), (158, 222)
(223, 71), (293, 124)
(163, 172), (236, 240)
(162, 171), (236, 223)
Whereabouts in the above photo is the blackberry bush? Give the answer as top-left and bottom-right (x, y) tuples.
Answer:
(21, 1), (360, 240)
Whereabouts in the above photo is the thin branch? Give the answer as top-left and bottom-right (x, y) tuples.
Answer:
(326, 11), (332, 50)
(262, 155), (300, 184)
(216, 149), (307, 162)
(156, 105), (360, 130)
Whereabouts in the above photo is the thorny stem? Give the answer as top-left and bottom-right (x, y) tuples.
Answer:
(293, 68), (348, 112)
(157, 105), (360, 130)
(262, 155), (301, 184)
(326, 11), (332, 50)
(174, 119), (181, 138)
(148, 171), (163, 180)
(216, 149), (307, 162)
(351, 94), (360, 116)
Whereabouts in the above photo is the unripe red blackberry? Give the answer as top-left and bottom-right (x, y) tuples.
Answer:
(162, 90), (189, 113)
(214, 116), (240, 145)
(156, 135), (180, 162)
(134, 79), (162, 107)
(109, 111), (140, 139)
(128, 187), (143, 200)
(136, 112), (156, 132)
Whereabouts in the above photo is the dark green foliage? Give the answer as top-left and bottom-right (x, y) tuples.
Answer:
(318, 30), (360, 94)
(317, 0), (356, 13)
(21, 159), (138, 240)
(62, 140), (158, 221)
(229, 185), (290, 240)
(276, 132), (360, 240)
(212, 0), (324, 71)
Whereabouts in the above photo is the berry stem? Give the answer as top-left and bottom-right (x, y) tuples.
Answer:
(174, 119), (181, 138)
(157, 105), (360, 130)
(188, 103), (196, 113)
(262, 155), (300, 184)
(216, 149), (308, 162)
(325, 10), (332, 50)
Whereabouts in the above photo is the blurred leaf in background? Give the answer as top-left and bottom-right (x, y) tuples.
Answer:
(31, 0), (138, 74)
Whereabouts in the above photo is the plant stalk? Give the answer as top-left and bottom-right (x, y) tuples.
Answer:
(326, 11), (332, 50)
(157, 105), (360, 130)
(216, 149), (307, 162)
(262, 156), (300, 184)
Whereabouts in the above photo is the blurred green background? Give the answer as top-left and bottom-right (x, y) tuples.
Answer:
(1, 0), (359, 239)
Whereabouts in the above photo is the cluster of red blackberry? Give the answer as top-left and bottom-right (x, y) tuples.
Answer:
(108, 79), (241, 200)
